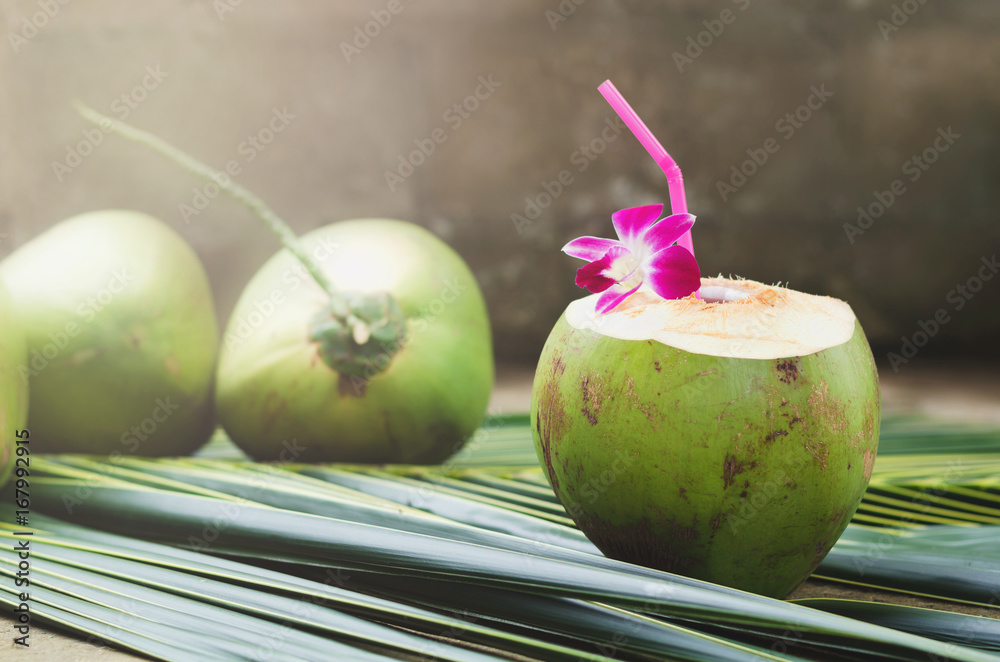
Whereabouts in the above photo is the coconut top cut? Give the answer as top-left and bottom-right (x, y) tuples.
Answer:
(565, 276), (857, 360)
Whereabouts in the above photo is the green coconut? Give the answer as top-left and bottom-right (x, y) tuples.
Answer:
(0, 210), (218, 456)
(216, 219), (494, 464)
(531, 277), (880, 598)
(0, 281), (28, 486)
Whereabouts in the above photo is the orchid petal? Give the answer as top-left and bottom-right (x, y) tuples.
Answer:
(561, 236), (620, 261)
(642, 245), (701, 300)
(642, 213), (696, 254)
(574, 246), (631, 293)
(595, 281), (642, 314)
(575, 263), (615, 293)
(611, 205), (664, 246)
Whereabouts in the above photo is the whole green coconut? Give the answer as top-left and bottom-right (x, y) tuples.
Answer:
(216, 219), (493, 464)
(0, 281), (28, 485)
(531, 277), (879, 598)
(0, 210), (218, 456)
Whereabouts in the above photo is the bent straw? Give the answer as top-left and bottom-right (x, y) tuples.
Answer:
(598, 80), (694, 256)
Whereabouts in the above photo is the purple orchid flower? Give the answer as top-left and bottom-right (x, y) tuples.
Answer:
(562, 204), (701, 314)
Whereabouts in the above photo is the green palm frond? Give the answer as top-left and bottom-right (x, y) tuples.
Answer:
(791, 600), (1000, 652)
(1, 413), (998, 661)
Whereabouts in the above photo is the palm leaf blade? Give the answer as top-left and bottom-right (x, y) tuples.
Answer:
(24, 471), (1000, 662)
(6, 412), (1000, 661)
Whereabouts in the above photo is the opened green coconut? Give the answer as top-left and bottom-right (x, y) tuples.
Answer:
(0, 210), (218, 455)
(0, 281), (28, 486)
(532, 276), (879, 598)
(216, 219), (493, 464)
(531, 85), (879, 598)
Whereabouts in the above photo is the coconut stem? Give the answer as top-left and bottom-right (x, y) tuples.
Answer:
(74, 101), (406, 380)
(73, 101), (338, 298)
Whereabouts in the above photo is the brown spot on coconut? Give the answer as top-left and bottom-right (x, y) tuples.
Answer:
(164, 356), (181, 375)
(862, 448), (877, 482)
(580, 374), (603, 426)
(776, 358), (800, 384)
(722, 453), (757, 489)
(807, 381), (849, 434)
(533, 362), (568, 491)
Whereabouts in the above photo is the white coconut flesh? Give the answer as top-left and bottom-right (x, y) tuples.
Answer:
(564, 277), (857, 360)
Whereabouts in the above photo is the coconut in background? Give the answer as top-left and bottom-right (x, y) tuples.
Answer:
(0, 210), (219, 458)
(71, 104), (494, 466)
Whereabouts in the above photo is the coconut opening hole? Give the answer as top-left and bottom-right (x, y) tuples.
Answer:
(697, 285), (752, 303)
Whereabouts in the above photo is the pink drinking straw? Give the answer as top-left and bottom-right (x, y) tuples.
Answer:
(598, 80), (695, 257)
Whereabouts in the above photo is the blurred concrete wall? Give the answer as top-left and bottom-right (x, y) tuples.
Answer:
(1, 0), (998, 367)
